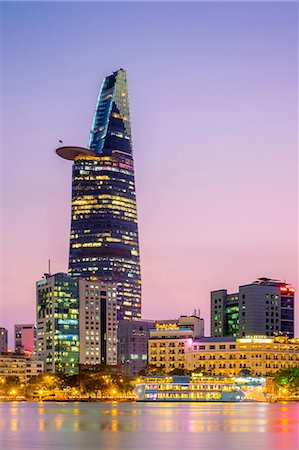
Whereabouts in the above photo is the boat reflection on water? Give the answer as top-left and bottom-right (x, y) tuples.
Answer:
(135, 374), (273, 402)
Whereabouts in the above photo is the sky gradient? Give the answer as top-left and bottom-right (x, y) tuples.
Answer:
(1, 2), (298, 347)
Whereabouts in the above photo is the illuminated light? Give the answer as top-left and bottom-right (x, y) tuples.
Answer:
(288, 288), (295, 293)
(64, 70), (141, 322)
(280, 287), (288, 292)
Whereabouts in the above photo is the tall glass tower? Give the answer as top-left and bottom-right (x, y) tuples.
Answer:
(57, 69), (141, 321)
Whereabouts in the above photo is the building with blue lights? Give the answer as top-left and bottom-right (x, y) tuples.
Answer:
(36, 273), (80, 375)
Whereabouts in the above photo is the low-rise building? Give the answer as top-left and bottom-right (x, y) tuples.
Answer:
(148, 334), (299, 376)
(0, 353), (44, 381)
(148, 313), (205, 372)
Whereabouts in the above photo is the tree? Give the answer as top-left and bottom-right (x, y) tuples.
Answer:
(147, 364), (166, 375)
(78, 373), (109, 398)
(0, 376), (22, 398)
(273, 368), (299, 396)
(114, 376), (133, 397)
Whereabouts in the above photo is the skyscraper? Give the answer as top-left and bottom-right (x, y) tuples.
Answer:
(57, 69), (141, 321)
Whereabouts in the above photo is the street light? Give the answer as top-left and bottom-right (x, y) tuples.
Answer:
(10, 389), (17, 397)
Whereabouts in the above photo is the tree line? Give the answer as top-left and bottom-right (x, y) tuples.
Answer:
(0, 367), (135, 400)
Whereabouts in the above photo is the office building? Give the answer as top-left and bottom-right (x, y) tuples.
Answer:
(0, 328), (8, 353)
(0, 353), (44, 381)
(56, 69), (142, 321)
(149, 335), (299, 377)
(36, 273), (80, 375)
(211, 277), (295, 338)
(79, 279), (118, 366)
(14, 324), (35, 354)
(118, 319), (155, 377)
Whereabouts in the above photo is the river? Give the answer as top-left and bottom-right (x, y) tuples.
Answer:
(0, 402), (298, 449)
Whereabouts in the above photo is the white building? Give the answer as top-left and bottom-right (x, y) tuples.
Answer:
(79, 280), (118, 366)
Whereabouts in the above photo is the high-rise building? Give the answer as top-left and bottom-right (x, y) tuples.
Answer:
(0, 328), (8, 353)
(36, 273), (80, 375)
(118, 319), (155, 377)
(14, 324), (35, 354)
(56, 69), (141, 321)
(79, 279), (118, 367)
(211, 277), (295, 338)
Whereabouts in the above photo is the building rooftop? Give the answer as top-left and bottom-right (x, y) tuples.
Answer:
(194, 337), (236, 343)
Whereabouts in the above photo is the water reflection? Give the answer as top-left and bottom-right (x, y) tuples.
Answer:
(0, 402), (298, 449)
(38, 418), (45, 431)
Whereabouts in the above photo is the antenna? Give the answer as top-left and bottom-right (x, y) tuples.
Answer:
(48, 258), (51, 275)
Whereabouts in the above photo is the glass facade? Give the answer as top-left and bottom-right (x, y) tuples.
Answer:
(68, 69), (141, 321)
(225, 298), (239, 337)
(36, 273), (80, 375)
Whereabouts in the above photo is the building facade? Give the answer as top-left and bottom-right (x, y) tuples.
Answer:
(36, 273), (80, 375)
(14, 324), (35, 354)
(148, 314), (205, 372)
(0, 353), (44, 381)
(56, 69), (142, 321)
(79, 279), (118, 366)
(0, 328), (8, 353)
(211, 278), (295, 338)
(148, 335), (299, 377)
(118, 319), (155, 377)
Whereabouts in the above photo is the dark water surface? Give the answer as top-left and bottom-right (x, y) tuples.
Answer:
(0, 401), (298, 450)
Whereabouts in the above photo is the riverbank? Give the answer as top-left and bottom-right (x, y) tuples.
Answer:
(1, 397), (299, 403)
(0, 397), (136, 402)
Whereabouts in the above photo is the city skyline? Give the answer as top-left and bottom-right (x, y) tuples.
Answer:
(1, 2), (298, 346)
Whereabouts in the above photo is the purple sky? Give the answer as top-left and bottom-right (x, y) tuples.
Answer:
(1, 2), (298, 347)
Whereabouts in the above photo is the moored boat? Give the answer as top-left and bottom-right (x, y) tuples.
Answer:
(135, 375), (245, 402)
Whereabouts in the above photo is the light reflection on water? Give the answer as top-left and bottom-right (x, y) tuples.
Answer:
(0, 401), (298, 449)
